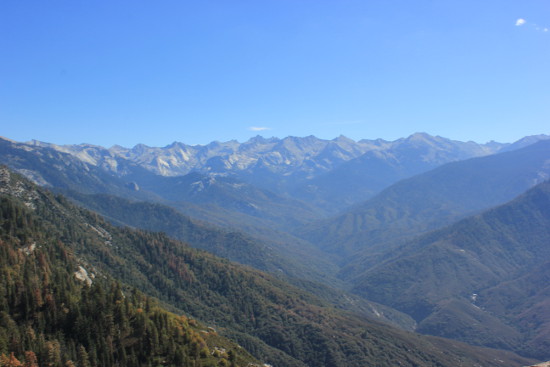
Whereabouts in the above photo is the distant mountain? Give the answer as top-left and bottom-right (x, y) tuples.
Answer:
(1, 136), (339, 285)
(32, 135), (382, 207)
(0, 166), (535, 367)
(0, 136), (157, 201)
(298, 139), (550, 262)
(348, 179), (550, 359)
(4, 136), (327, 230)
(499, 134), (550, 152)
(31, 133), (548, 212)
(20, 133), (550, 216)
(108, 135), (374, 180)
(290, 132), (508, 211)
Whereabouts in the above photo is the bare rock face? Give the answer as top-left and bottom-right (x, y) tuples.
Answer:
(0, 166), (41, 209)
(74, 265), (94, 286)
(127, 181), (140, 191)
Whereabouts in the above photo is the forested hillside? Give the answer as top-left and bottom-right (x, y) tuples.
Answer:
(0, 137), (339, 286)
(66, 191), (418, 329)
(299, 139), (550, 263)
(0, 167), (535, 366)
(0, 180), (259, 366)
(348, 179), (550, 359)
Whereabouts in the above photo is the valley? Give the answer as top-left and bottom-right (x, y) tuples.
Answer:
(1, 132), (549, 366)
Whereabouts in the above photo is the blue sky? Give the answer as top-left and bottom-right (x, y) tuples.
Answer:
(1, 0), (549, 147)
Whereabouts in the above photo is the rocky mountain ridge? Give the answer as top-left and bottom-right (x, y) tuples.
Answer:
(30, 133), (507, 179)
(26, 133), (549, 211)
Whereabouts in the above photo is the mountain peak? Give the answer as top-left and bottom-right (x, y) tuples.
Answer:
(0, 136), (17, 143)
(131, 142), (151, 150)
(165, 141), (186, 149)
(332, 135), (355, 144)
(406, 132), (436, 141)
(247, 135), (276, 144)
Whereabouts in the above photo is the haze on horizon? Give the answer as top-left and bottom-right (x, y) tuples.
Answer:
(1, 0), (549, 147)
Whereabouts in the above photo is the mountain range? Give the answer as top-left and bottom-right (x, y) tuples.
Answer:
(0, 165), (535, 367)
(1, 131), (550, 365)
(29, 133), (548, 211)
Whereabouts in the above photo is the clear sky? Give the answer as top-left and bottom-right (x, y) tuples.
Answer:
(1, 0), (549, 147)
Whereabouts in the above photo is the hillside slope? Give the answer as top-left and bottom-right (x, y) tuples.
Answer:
(0, 171), (260, 367)
(67, 191), (340, 286)
(66, 190), (416, 330)
(0, 166), (535, 367)
(348, 179), (550, 359)
(299, 139), (550, 263)
(0, 136), (339, 286)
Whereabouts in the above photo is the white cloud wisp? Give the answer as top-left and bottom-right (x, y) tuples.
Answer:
(248, 126), (271, 132)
